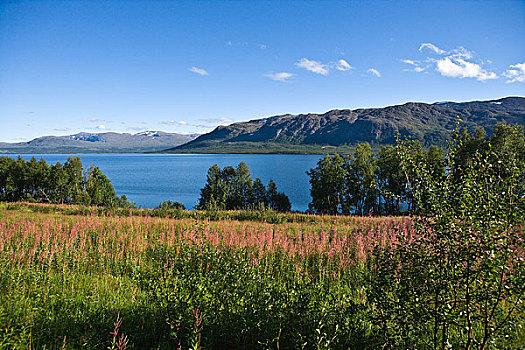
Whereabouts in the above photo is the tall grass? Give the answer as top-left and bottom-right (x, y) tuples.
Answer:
(0, 204), (412, 349)
(1, 204), (521, 348)
(1, 201), (408, 224)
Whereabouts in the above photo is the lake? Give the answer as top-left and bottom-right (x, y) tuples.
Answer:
(7, 154), (323, 211)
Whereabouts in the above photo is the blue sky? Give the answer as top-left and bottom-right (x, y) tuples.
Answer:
(1, 0), (524, 142)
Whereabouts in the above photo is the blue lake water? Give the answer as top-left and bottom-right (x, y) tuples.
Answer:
(7, 154), (322, 211)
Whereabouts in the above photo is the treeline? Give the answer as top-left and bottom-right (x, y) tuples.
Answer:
(0, 156), (133, 208)
(0, 156), (292, 212)
(197, 162), (291, 212)
(308, 122), (525, 215)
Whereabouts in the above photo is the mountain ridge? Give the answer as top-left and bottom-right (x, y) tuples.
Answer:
(0, 131), (200, 154)
(2, 97), (523, 154)
(167, 96), (525, 154)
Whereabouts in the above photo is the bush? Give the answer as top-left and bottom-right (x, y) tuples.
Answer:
(370, 126), (525, 349)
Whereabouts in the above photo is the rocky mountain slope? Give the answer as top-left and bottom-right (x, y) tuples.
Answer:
(169, 97), (524, 153)
(0, 131), (200, 154)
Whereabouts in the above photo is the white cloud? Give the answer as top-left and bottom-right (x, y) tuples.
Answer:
(335, 59), (353, 71)
(401, 59), (417, 66)
(200, 118), (234, 124)
(411, 43), (497, 81)
(401, 59), (427, 72)
(296, 58), (329, 75)
(54, 128), (71, 132)
(265, 72), (294, 82)
(503, 63), (525, 83)
(435, 57), (497, 81)
(419, 43), (473, 59)
(90, 118), (99, 122)
(161, 120), (187, 126)
(367, 68), (381, 77)
(194, 125), (214, 129)
(189, 66), (209, 76)
(419, 43), (446, 55)
(96, 125), (106, 130)
(451, 46), (473, 59)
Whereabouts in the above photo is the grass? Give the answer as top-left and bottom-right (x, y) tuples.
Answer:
(1, 201), (384, 224)
(0, 203), (522, 349)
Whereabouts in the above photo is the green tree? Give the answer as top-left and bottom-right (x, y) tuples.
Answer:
(425, 145), (446, 179)
(63, 156), (85, 204)
(252, 177), (268, 208)
(0, 157), (16, 201)
(198, 163), (291, 212)
(376, 145), (405, 215)
(371, 126), (525, 349)
(267, 179), (291, 212)
(0, 156), (126, 208)
(453, 127), (487, 179)
(226, 162), (253, 209)
(86, 166), (116, 207)
(25, 157), (39, 200)
(198, 164), (228, 210)
(307, 154), (346, 214)
(347, 143), (378, 215)
(485, 123), (525, 196)
(48, 162), (68, 204)
(395, 139), (425, 212)
(12, 156), (29, 201)
(156, 200), (185, 210)
(32, 157), (51, 202)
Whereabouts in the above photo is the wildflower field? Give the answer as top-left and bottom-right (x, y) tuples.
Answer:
(0, 203), (523, 349)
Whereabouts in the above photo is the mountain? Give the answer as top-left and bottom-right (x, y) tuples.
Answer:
(0, 131), (200, 154)
(167, 97), (525, 154)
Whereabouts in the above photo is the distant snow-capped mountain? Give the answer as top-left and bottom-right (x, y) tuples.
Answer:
(0, 131), (200, 154)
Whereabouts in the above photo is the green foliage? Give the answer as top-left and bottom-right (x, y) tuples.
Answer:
(0, 156), (133, 208)
(63, 156), (84, 204)
(307, 141), (443, 215)
(376, 145), (405, 214)
(86, 166), (117, 207)
(307, 122), (520, 217)
(144, 243), (373, 349)
(156, 200), (186, 210)
(198, 162), (292, 212)
(307, 154), (346, 214)
(370, 123), (525, 349)
(347, 143), (378, 215)
(252, 177), (267, 207)
(0, 208), (396, 349)
(267, 179), (292, 212)
(0, 201), (343, 225)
